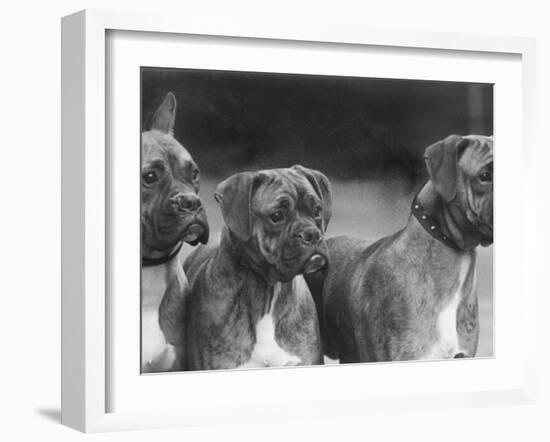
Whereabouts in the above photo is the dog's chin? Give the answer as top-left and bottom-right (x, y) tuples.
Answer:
(151, 213), (209, 250)
(302, 253), (327, 274)
(275, 252), (328, 282)
(478, 222), (493, 247)
(480, 238), (493, 247)
(480, 231), (493, 247)
(181, 221), (209, 246)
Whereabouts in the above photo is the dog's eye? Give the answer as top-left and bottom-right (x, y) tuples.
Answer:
(479, 171), (493, 183)
(269, 211), (284, 223)
(192, 169), (199, 181)
(314, 206), (323, 219)
(142, 171), (158, 184)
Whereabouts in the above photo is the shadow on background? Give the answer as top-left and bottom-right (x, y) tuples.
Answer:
(35, 408), (61, 423)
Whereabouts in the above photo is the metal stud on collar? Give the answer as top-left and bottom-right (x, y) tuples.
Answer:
(411, 198), (460, 251)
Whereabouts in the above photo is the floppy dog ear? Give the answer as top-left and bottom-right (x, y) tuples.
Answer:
(424, 135), (469, 202)
(291, 165), (333, 231)
(151, 92), (177, 134)
(214, 172), (259, 242)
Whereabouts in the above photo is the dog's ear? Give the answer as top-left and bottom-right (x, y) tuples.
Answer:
(151, 92), (177, 134)
(424, 135), (469, 202)
(214, 172), (259, 242)
(291, 165), (333, 231)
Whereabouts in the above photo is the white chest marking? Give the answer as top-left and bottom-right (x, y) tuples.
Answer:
(293, 273), (312, 298)
(425, 255), (472, 360)
(141, 256), (187, 372)
(239, 282), (301, 368)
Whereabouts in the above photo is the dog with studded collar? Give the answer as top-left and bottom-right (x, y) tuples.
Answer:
(306, 134), (493, 362)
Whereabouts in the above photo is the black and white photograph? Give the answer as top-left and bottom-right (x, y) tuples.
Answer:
(3, 0), (546, 439)
(140, 67), (493, 373)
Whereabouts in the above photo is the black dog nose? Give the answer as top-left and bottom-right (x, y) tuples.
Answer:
(171, 193), (202, 212)
(297, 227), (321, 245)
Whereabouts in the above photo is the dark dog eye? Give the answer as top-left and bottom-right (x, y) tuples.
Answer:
(314, 206), (323, 219)
(142, 171), (158, 184)
(192, 169), (199, 181)
(269, 211), (284, 223)
(479, 171), (493, 183)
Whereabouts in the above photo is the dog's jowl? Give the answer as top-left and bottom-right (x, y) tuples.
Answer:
(307, 135), (493, 363)
(183, 166), (332, 370)
(141, 92), (209, 373)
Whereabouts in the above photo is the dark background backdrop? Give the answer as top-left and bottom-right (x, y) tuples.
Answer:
(141, 67), (493, 187)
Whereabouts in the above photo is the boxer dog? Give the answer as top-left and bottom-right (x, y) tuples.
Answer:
(183, 166), (332, 370)
(141, 92), (209, 372)
(307, 135), (493, 362)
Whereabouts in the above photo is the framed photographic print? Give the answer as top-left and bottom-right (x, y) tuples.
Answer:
(61, 9), (537, 432)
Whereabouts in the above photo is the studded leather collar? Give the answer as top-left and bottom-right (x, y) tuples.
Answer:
(411, 198), (461, 251)
(141, 241), (183, 267)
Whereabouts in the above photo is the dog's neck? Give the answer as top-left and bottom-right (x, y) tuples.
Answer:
(413, 182), (482, 252)
(218, 228), (282, 285)
(142, 241), (183, 267)
(213, 229), (289, 312)
(216, 228), (292, 293)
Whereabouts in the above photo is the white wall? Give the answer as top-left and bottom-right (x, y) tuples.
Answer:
(0, 1), (548, 441)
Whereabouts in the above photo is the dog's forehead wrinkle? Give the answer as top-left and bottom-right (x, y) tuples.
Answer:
(168, 149), (195, 176)
(142, 149), (166, 168)
(254, 186), (296, 213)
(259, 174), (297, 195)
(251, 168), (321, 214)
(460, 138), (493, 174)
(281, 170), (318, 198)
(142, 130), (194, 171)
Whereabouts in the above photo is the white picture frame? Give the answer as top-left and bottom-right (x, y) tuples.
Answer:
(61, 9), (537, 433)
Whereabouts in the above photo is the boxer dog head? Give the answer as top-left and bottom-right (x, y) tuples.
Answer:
(424, 134), (493, 247)
(141, 92), (209, 256)
(215, 166), (332, 282)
